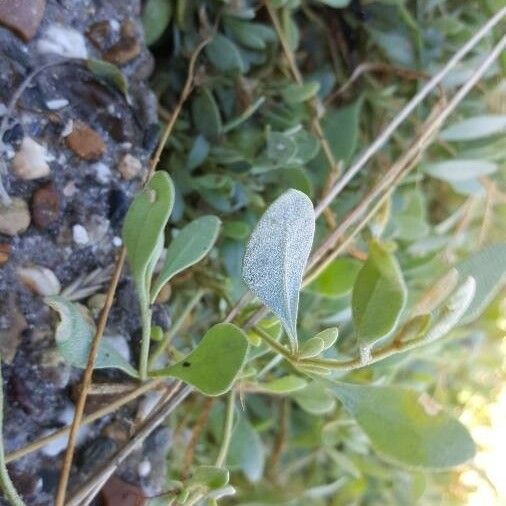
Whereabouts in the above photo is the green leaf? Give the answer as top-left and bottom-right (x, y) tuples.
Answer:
(440, 115), (506, 141)
(0, 361), (25, 506)
(292, 381), (336, 415)
(456, 243), (506, 323)
(45, 296), (138, 377)
(206, 34), (245, 73)
(266, 132), (297, 166)
(151, 323), (248, 396)
(307, 257), (362, 298)
(319, 99), (362, 163)
(187, 135), (210, 170)
(281, 82), (320, 104)
(188, 466), (229, 490)
(299, 337), (325, 358)
(395, 190), (429, 241)
(317, 0), (351, 6)
(223, 220), (251, 240)
(352, 241), (407, 353)
(327, 381), (475, 469)
(259, 375), (307, 394)
(423, 159), (497, 182)
(122, 172), (175, 308)
(242, 189), (315, 350)
(226, 18), (275, 50)
(191, 88), (223, 141)
(151, 216), (221, 302)
(314, 327), (339, 350)
(141, 0), (172, 46)
(227, 416), (265, 482)
(86, 59), (128, 96)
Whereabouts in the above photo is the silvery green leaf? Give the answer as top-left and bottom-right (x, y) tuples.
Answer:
(242, 189), (315, 350)
(423, 159), (497, 182)
(440, 115), (506, 141)
(45, 296), (138, 378)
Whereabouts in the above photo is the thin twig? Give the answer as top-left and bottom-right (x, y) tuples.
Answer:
(54, 39), (211, 506)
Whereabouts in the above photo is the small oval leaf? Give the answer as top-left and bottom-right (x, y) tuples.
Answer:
(151, 323), (248, 396)
(423, 159), (497, 182)
(307, 257), (362, 298)
(440, 115), (506, 141)
(151, 216), (221, 302)
(243, 189), (315, 350)
(299, 337), (325, 358)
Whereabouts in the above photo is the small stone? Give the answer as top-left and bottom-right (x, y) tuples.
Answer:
(17, 265), (61, 296)
(86, 20), (112, 50)
(117, 153), (143, 180)
(72, 224), (89, 245)
(100, 476), (145, 506)
(0, 0), (46, 41)
(112, 236), (122, 247)
(103, 19), (141, 65)
(0, 198), (30, 236)
(31, 182), (60, 229)
(0, 243), (11, 265)
(11, 137), (50, 180)
(66, 121), (106, 161)
(138, 460), (151, 478)
(45, 98), (69, 110)
(92, 162), (112, 183)
(37, 23), (88, 58)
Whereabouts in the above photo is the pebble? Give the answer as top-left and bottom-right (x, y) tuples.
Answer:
(117, 153), (143, 180)
(0, 198), (31, 236)
(0, 0), (46, 41)
(0, 243), (11, 265)
(11, 137), (50, 180)
(103, 19), (141, 65)
(91, 162), (112, 183)
(31, 182), (60, 229)
(72, 224), (89, 245)
(17, 265), (61, 296)
(45, 99), (69, 110)
(100, 476), (145, 506)
(37, 23), (88, 58)
(66, 121), (106, 161)
(138, 460), (151, 478)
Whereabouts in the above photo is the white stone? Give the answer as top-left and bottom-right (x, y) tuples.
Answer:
(61, 119), (74, 137)
(63, 181), (77, 197)
(11, 137), (50, 180)
(17, 266), (61, 296)
(138, 460), (151, 478)
(46, 99), (69, 110)
(117, 153), (143, 180)
(92, 162), (111, 183)
(0, 198), (30, 236)
(112, 236), (122, 247)
(37, 24), (88, 58)
(72, 224), (89, 245)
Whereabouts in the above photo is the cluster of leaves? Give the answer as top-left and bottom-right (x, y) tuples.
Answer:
(31, 0), (506, 505)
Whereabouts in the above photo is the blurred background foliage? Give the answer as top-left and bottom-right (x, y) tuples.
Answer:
(140, 0), (505, 504)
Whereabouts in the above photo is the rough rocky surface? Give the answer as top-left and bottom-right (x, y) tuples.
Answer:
(0, 1), (168, 504)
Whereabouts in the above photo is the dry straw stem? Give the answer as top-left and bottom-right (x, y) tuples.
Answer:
(54, 39), (210, 506)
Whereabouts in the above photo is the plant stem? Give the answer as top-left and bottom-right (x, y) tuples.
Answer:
(0, 361), (25, 506)
(223, 96), (266, 133)
(139, 305), (153, 381)
(149, 289), (205, 369)
(215, 389), (236, 467)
